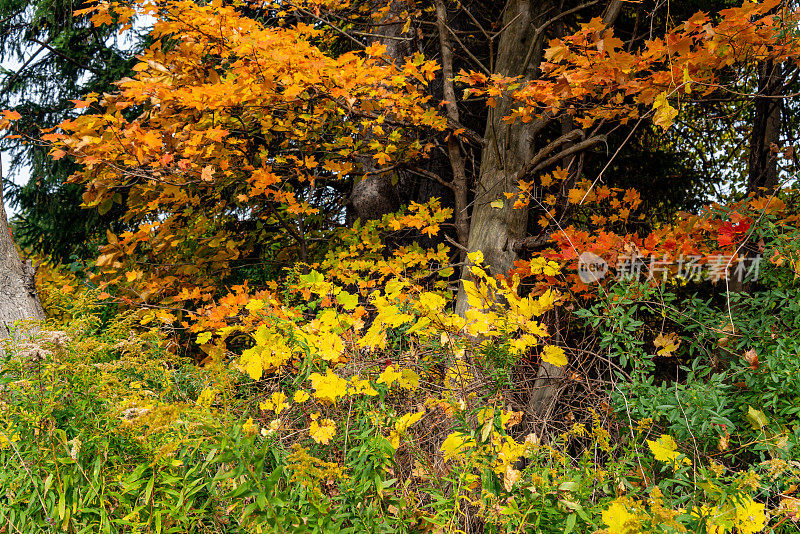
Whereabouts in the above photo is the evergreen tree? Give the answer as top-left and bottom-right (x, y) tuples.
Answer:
(0, 0), (145, 263)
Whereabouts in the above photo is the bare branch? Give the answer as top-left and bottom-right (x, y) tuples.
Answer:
(522, 1), (600, 75)
(528, 135), (606, 176)
(293, 6), (366, 50)
(436, 0), (470, 249)
(446, 25), (490, 75)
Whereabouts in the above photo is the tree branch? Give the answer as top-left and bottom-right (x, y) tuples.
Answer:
(509, 128), (585, 183)
(436, 0), (470, 249)
(528, 134), (606, 176)
(602, 0), (625, 25)
(522, 1), (600, 75)
(293, 6), (366, 50)
(446, 25), (490, 75)
(446, 118), (485, 146)
(30, 38), (102, 76)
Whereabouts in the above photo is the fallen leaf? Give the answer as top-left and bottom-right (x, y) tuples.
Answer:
(744, 348), (759, 370)
(654, 332), (680, 356)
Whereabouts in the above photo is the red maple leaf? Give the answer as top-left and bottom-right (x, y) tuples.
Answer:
(717, 219), (751, 246)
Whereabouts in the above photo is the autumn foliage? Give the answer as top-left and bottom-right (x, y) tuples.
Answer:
(3, 0), (800, 533)
(49, 0), (445, 308)
(461, 0), (800, 129)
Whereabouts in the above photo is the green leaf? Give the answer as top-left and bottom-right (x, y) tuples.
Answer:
(43, 473), (54, 496)
(746, 406), (769, 430)
(558, 499), (582, 511)
(558, 481), (579, 492)
(564, 513), (577, 534)
(98, 197), (114, 215)
(298, 270), (324, 286)
(144, 475), (155, 504)
(58, 490), (66, 520)
(336, 290), (358, 310)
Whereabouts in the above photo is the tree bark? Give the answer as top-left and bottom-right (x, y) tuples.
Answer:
(457, 0), (625, 318)
(455, 0), (548, 317)
(748, 60), (782, 194)
(0, 155), (45, 337)
(435, 0), (470, 252)
(452, 0), (625, 423)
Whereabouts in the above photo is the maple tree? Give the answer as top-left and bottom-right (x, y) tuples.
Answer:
(48, 0), (445, 309)
(36, 0), (795, 298)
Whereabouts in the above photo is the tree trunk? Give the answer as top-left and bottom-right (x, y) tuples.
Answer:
(457, 0), (625, 316)
(0, 156), (45, 337)
(455, 0), (547, 316)
(435, 0), (470, 252)
(525, 0), (625, 423)
(453, 0), (625, 423)
(748, 60), (782, 194)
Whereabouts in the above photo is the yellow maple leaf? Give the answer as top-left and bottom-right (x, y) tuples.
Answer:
(461, 279), (488, 309)
(348, 377), (378, 397)
(398, 368), (420, 391)
(654, 332), (680, 356)
(418, 291), (446, 311)
(602, 498), (640, 534)
(241, 346), (263, 380)
(734, 497), (767, 534)
(309, 416), (336, 445)
(467, 250), (484, 264)
(440, 431), (476, 462)
(373, 152), (391, 165)
(317, 334), (345, 362)
(541, 345), (567, 367)
(245, 299), (265, 312)
(647, 434), (690, 465)
(259, 392), (289, 415)
(653, 91), (679, 130)
(377, 365), (403, 388)
(389, 410), (424, 448)
(543, 261), (560, 277)
(309, 369), (348, 404)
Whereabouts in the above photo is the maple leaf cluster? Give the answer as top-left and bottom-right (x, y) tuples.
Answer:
(45, 0), (446, 310)
(460, 1), (800, 131)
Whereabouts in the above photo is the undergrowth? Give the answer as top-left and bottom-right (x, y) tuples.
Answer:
(2, 206), (800, 533)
